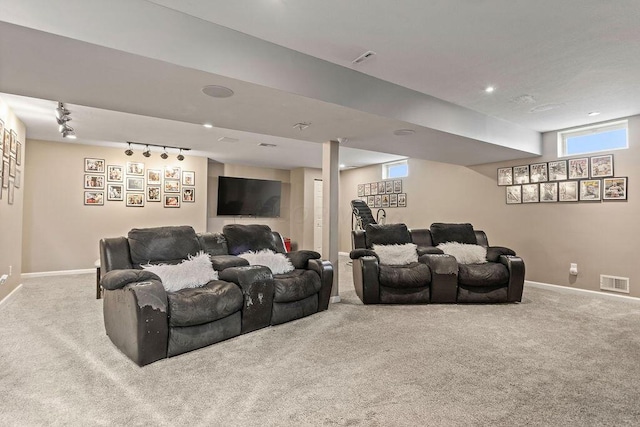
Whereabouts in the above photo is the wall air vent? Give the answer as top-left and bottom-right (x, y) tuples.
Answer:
(352, 50), (376, 64)
(600, 275), (629, 293)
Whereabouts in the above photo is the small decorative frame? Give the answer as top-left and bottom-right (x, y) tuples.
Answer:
(385, 181), (393, 194)
(84, 191), (104, 206)
(16, 141), (21, 166)
(540, 182), (558, 202)
(9, 130), (17, 155)
(126, 192), (145, 207)
(559, 181), (579, 202)
(506, 185), (522, 204)
(497, 167), (513, 186)
(164, 179), (180, 193)
(164, 195), (180, 208)
(602, 177), (627, 201)
(107, 184), (124, 201)
(367, 195), (375, 206)
(579, 179), (601, 201)
(164, 166), (181, 180)
(2, 129), (10, 159)
(374, 195), (381, 208)
(147, 169), (162, 185)
(513, 165), (530, 184)
(182, 187), (195, 202)
(126, 162), (145, 176)
(8, 179), (15, 205)
(84, 174), (104, 189)
(9, 157), (16, 177)
(378, 182), (385, 194)
(370, 182), (378, 195)
(381, 194), (390, 208)
(397, 193), (407, 207)
(522, 183), (539, 203)
(0, 119), (3, 148)
(568, 158), (589, 179)
(107, 165), (124, 182)
(2, 160), (8, 188)
(357, 184), (364, 197)
(147, 186), (161, 202)
(393, 179), (402, 193)
(182, 171), (195, 186)
(85, 158), (105, 173)
(126, 177), (144, 191)
(389, 193), (398, 207)
(548, 160), (568, 181)
(529, 163), (548, 183)
(14, 169), (20, 189)
(590, 154), (614, 178)
(364, 183), (371, 196)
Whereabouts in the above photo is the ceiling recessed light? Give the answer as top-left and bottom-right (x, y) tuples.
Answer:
(393, 129), (415, 136)
(203, 123), (213, 128)
(202, 85), (234, 98)
(485, 86), (495, 93)
(588, 111), (601, 117)
(340, 164), (346, 168)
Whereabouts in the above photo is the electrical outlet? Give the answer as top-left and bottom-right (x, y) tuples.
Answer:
(0, 274), (8, 285)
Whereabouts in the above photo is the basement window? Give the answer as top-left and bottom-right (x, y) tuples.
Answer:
(383, 160), (408, 179)
(558, 120), (628, 157)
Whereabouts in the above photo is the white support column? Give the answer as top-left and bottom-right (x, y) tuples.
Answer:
(322, 140), (340, 303)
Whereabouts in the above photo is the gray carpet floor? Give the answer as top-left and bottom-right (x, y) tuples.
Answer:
(1, 257), (640, 426)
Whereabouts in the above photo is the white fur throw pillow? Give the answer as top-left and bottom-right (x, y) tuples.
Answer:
(372, 243), (418, 265)
(239, 249), (295, 275)
(437, 242), (487, 264)
(142, 251), (218, 292)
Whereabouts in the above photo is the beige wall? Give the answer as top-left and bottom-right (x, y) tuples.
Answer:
(289, 167), (322, 250)
(0, 98), (26, 301)
(340, 115), (639, 298)
(22, 140), (208, 273)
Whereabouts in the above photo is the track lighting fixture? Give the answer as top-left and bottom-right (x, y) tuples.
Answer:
(55, 102), (76, 138)
(142, 145), (151, 157)
(124, 143), (134, 156)
(177, 149), (185, 161)
(123, 141), (191, 159)
(55, 102), (70, 120)
(160, 147), (169, 159)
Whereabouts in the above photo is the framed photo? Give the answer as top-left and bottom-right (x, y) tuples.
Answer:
(393, 179), (402, 193)
(0, 119), (3, 146)
(9, 130), (17, 155)
(84, 191), (104, 206)
(579, 179), (601, 201)
(164, 179), (180, 193)
(147, 169), (162, 185)
(126, 193), (145, 207)
(85, 158), (105, 173)
(147, 186), (161, 202)
(529, 163), (548, 183)
(367, 195), (375, 207)
(590, 154), (614, 178)
(164, 195), (180, 208)
(568, 158), (589, 179)
(513, 165), (530, 184)
(164, 166), (181, 180)
(2, 129), (10, 159)
(126, 177), (144, 191)
(16, 141), (21, 166)
(389, 193), (398, 207)
(522, 183), (539, 203)
(8, 179), (15, 205)
(182, 171), (195, 186)
(9, 156), (16, 177)
(497, 167), (513, 186)
(385, 181), (393, 194)
(548, 160), (568, 181)
(107, 184), (124, 201)
(506, 185), (522, 204)
(378, 181), (385, 194)
(603, 177), (627, 201)
(381, 194), (390, 208)
(357, 184), (364, 197)
(14, 169), (21, 189)
(107, 165), (123, 182)
(2, 160), (8, 188)
(540, 182), (558, 202)
(374, 195), (381, 208)
(182, 187), (195, 202)
(370, 182), (378, 195)
(397, 193), (407, 207)
(84, 174), (104, 189)
(126, 161), (145, 176)
(364, 183), (371, 196)
(559, 181), (579, 202)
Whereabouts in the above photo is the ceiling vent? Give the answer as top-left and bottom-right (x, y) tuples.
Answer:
(352, 50), (376, 65)
(600, 275), (629, 294)
(393, 129), (415, 136)
(258, 143), (277, 148)
(217, 136), (239, 143)
(293, 122), (311, 131)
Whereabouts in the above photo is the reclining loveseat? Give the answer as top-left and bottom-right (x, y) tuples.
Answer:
(99, 225), (333, 366)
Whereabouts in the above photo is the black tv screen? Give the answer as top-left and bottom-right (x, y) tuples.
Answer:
(217, 176), (282, 217)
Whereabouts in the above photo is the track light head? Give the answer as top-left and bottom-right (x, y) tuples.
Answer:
(56, 115), (72, 125)
(177, 149), (185, 161)
(124, 143), (133, 156)
(55, 102), (71, 120)
(160, 147), (168, 159)
(142, 145), (151, 158)
(62, 129), (76, 139)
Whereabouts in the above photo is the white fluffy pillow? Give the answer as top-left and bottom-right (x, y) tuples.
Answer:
(239, 249), (295, 275)
(142, 251), (218, 292)
(437, 242), (487, 264)
(372, 243), (418, 265)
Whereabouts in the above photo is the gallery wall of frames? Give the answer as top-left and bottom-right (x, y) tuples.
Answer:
(355, 179), (406, 208)
(83, 158), (196, 208)
(0, 119), (21, 205)
(498, 153), (627, 204)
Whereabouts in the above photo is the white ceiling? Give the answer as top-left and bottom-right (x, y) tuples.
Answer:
(1, 0), (639, 169)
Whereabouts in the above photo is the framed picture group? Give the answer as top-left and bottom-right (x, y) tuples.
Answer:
(356, 179), (406, 208)
(499, 154), (627, 204)
(0, 119), (22, 206)
(83, 157), (196, 207)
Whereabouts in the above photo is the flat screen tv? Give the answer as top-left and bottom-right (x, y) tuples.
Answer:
(217, 176), (282, 217)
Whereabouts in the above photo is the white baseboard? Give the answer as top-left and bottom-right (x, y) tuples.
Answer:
(21, 268), (95, 279)
(525, 280), (639, 303)
(0, 283), (23, 307)
(330, 295), (341, 303)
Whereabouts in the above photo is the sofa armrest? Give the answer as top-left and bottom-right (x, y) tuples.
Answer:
(351, 256), (380, 304)
(307, 259), (334, 311)
(417, 246), (444, 256)
(101, 269), (161, 290)
(219, 266), (275, 333)
(499, 255), (525, 302)
(486, 246), (516, 262)
(102, 279), (168, 366)
(285, 250), (321, 269)
(419, 254), (458, 303)
(210, 255), (249, 271)
(349, 249), (379, 261)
